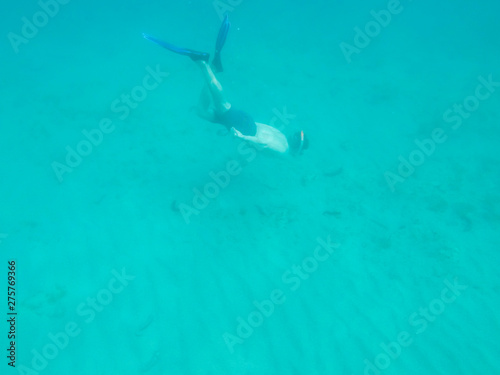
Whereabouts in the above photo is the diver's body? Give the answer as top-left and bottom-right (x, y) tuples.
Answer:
(143, 15), (308, 155)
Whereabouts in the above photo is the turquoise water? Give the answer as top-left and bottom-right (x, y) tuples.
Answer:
(1, 0), (499, 374)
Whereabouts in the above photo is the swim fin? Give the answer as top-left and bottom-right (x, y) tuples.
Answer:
(212, 14), (230, 72)
(143, 33), (209, 62)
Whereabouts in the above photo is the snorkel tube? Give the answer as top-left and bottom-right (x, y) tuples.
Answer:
(297, 130), (305, 154)
(290, 130), (308, 155)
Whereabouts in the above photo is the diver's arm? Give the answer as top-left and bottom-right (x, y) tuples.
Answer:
(232, 126), (289, 154)
(232, 128), (263, 145)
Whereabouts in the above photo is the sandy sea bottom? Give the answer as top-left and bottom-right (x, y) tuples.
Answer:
(1, 0), (499, 374)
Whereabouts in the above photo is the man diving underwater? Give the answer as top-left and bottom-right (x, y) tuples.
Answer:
(143, 15), (309, 155)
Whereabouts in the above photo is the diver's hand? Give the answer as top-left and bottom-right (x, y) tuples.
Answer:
(231, 127), (243, 137)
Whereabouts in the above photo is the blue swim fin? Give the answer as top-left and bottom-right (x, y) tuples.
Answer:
(143, 33), (209, 62)
(212, 14), (230, 72)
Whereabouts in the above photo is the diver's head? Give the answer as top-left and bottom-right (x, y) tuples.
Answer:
(289, 130), (309, 155)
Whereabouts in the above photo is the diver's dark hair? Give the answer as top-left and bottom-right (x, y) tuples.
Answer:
(289, 131), (309, 155)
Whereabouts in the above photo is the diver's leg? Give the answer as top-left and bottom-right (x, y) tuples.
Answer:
(195, 84), (216, 122)
(143, 33), (230, 114)
(196, 60), (231, 114)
